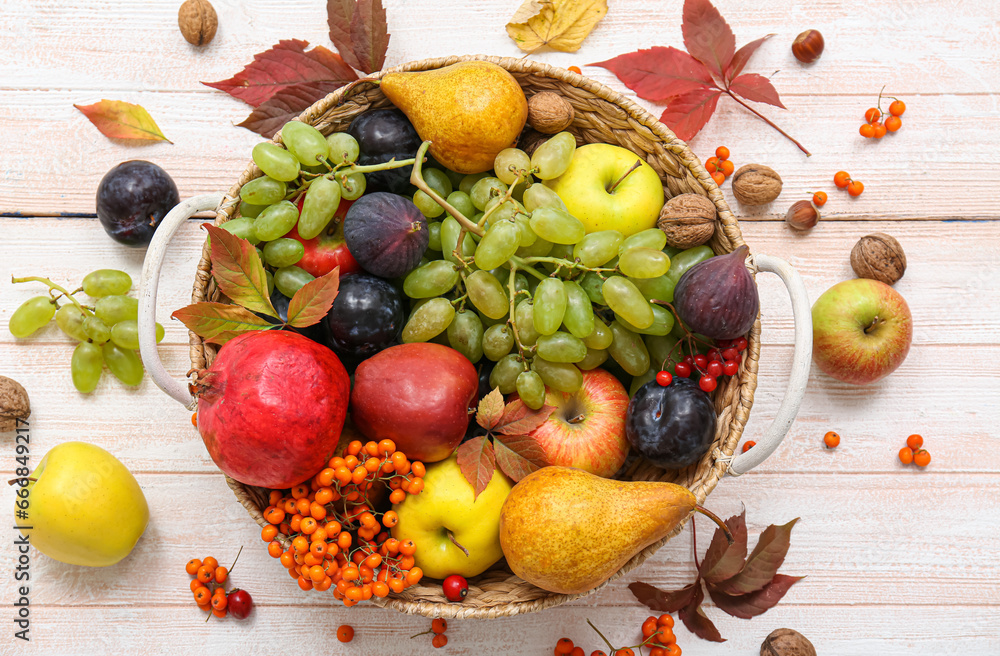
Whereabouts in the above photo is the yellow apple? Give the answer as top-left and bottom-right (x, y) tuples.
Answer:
(545, 143), (665, 236)
(18, 442), (149, 567)
(391, 454), (512, 579)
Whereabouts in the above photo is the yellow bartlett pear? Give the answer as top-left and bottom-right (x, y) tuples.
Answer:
(499, 466), (729, 595)
(380, 61), (528, 174)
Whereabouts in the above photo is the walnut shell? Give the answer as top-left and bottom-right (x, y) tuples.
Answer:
(851, 232), (906, 285)
(657, 194), (716, 248)
(517, 127), (549, 158)
(0, 376), (30, 432)
(178, 0), (218, 46)
(527, 92), (575, 134)
(732, 164), (783, 206)
(761, 628), (817, 656)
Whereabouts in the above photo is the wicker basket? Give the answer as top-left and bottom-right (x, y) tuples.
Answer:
(189, 55), (761, 619)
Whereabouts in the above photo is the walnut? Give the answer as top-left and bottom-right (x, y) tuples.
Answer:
(517, 127), (548, 158)
(0, 376), (30, 432)
(731, 164), (783, 206)
(657, 194), (716, 248)
(851, 232), (906, 285)
(527, 92), (575, 134)
(761, 628), (816, 656)
(178, 0), (218, 47)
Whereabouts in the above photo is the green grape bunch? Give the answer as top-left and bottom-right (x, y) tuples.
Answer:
(8, 270), (165, 393)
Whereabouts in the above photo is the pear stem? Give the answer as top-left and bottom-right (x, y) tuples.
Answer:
(410, 141), (484, 237)
(695, 505), (734, 545)
(7, 477), (36, 486)
(607, 160), (642, 194)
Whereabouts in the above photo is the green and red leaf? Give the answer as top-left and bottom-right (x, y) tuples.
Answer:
(659, 87), (722, 141)
(679, 582), (725, 642)
(590, 46), (715, 103)
(495, 402), (555, 436)
(728, 73), (786, 109)
(204, 224), (276, 318)
(713, 518), (799, 596)
(287, 267), (340, 328)
(476, 387), (506, 431)
(629, 580), (701, 614)
(456, 434), (496, 499)
(493, 434), (548, 482)
(700, 509), (748, 583)
(171, 302), (275, 345)
(708, 573), (804, 619)
(74, 100), (172, 143)
(681, 0), (735, 79)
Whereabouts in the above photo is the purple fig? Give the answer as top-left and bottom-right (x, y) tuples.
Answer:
(673, 245), (759, 340)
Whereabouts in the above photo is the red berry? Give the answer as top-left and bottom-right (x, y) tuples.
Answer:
(682, 355), (694, 366)
(734, 337), (748, 352)
(227, 589), (253, 620)
(674, 362), (691, 378)
(721, 347), (739, 361)
(694, 354), (708, 371)
(656, 371), (673, 387)
(706, 361), (723, 377)
(699, 375), (717, 392)
(442, 574), (469, 602)
(722, 360), (739, 376)
(707, 348), (722, 361)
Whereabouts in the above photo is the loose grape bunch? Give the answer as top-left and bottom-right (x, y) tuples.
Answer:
(9, 270), (164, 393)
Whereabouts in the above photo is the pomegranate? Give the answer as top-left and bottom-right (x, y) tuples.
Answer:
(194, 330), (349, 489)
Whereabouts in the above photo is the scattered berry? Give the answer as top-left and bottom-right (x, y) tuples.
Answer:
(913, 449), (931, 467)
(898, 446), (914, 465)
(811, 191), (827, 207)
(337, 624), (355, 643)
(864, 107), (881, 124)
(568, 65), (582, 75)
(885, 115), (902, 132)
(834, 171), (852, 188)
(556, 638), (576, 654)
(847, 180), (865, 197)
(432, 634), (448, 648)
(860, 90), (905, 139)
(570, 648), (586, 656)
(443, 574), (469, 602)
(715, 146), (730, 160)
(655, 371), (673, 387)
(742, 441), (756, 453)
(859, 123), (875, 138)
(823, 431), (841, 449)
(592, 652), (608, 656)
(889, 99), (906, 116)
(906, 434), (923, 450)
(432, 619), (448, 634)
(872, 122), (887, 139)
(710, 171), (725, 186)
(698, 375), (717, 393)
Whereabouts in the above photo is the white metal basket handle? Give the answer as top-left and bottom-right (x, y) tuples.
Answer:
(726, 253), (812, 476)
(138, 193), (225, 411)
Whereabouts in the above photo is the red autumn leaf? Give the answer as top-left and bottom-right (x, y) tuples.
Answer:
(171, 302), (275, 345)
(679, 582), (725, 643)
(699, 510), (748, 583)
(629, 580), (700, 614)
(327, 0), (359, 70)
(203, 40), (358, 108)
(495, 403), (555, 436)
(456, 434), (496, 498)
(204, 225), (276, 318)
(729, 73), (786, 109)
(726, 34), (772, 82)
(708, 573), (804, 620)
(74, 100), (171, 143)
(713, 518), (799, 596)
(681, 0), (734, 80)
(235, 82), (334, 139)
(659, 87), (722, 141)
(476, 387), (506, 431)
(349, 0), (390, 74)
(287, 267), (340, 328)
(493, 434), (548, 482)
(590, 47), (715, 103)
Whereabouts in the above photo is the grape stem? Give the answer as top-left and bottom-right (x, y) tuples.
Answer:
(11, 276), (92, 316)
(410, 141), (484, 237)
(506, 264), (532, 358)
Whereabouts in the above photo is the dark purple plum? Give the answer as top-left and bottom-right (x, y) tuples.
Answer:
(96, 160), (179, 247)
(625, 377), (717, 469)
(673, 245), (759, 340)
(321, 273), (405, 367)
(348, 109), (422, 194)
(343, 192), (428, 279)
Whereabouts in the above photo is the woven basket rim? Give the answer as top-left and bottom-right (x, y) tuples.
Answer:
(191, 54), (761, 620)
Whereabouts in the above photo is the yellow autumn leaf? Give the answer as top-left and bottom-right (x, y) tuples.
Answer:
(74, 99), (172, 143)
(506, 0), (608, 53)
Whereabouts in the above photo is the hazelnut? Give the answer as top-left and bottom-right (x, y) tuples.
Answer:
(527, 92), (575, 134)
(731, 164), (783, 206)
(657, 194), (717, 248)
(785, 200), (819, 230)
(178, 0), (218, 47)
(792, 29), (824, 64)
(761, 628), (816, 656)
(851, 232), (907, 285)
(0, 376), (30, 432)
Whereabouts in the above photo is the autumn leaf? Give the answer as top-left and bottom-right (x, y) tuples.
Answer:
(726, 35), (772, 83)
(348, 0), (390, 74)
(235, 82), (335, 139)
(708, 574), (804, 619)
(171, 302), (275, 345)
(713, 518), (799, 596)
(456, 434), (496, 499)
(506, 0), (608, 54)
(476, 387), (506, 431)
(204, 225), (276, 318)
(659, 87), (722, 141)
(287, 267), (340, 328)
(728, 74), (786, 109)
(74, 100), (172, 143)
(493, 433), (549, 482)
(681, 0), (734, 80)
(629, 581), (700, 614)
(327, 0), (358, 68)
(495, 403), (555, 436)
(699, 510), (748, 583)
(679, 583), (725, 643)
(590, 47), (714, 103)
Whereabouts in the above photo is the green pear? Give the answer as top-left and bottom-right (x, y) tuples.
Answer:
(381, 61), (528, 174)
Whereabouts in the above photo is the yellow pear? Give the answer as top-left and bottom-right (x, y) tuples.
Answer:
(381, 61), (528, 174)
(500, 466), (709, 595)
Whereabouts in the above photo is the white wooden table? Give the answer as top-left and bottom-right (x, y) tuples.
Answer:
(2, 1), (999, 653)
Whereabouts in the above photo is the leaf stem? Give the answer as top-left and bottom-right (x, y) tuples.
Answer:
(724, 90), (811, 156)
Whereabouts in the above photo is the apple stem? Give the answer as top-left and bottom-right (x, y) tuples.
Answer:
(447, 530), (470, 558)
(864, 316), (883, 334)
(695, 505), (734, 545)
(607, 160), (642, 194)
(7, 477), (35, 486)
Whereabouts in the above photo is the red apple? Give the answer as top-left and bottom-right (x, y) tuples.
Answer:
(812, 278), (913, 385)
(505, 368), (630, 478)
(349, 343), (479, 463)
(284, 199), (360, 277)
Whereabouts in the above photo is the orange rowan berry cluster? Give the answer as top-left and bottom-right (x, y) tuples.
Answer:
(258, 439), (427, 607)
(834, 170), (864, 197)
(641, 613), (682, 656)
(899, 434), (931, 467)
(823, 431), (841, 449)
(413, 618), (450, 648)
(704, 146), (734, 186)
(185, 549), (246, 619)
(860, 89), (906, 139)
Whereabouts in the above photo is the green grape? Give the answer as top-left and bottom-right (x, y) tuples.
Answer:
(536, 331), (587, 363)
(326, 132), (360, 165)
(474, 219), (520, 271)
(240, 176), (286, 206)
(470, 177), (507, 211)
(577, 347), (609, 371)
(477, 310), (507, 329)
(528, 207), (585, 245)
(55, 304), (89, 341)
(483, 197), (523, 225)
(71, 342), (103, 393)
(629, 369), (657, 396)
(608, 320), (651, 376)
(522, 183), (568, 212)
(514, 299), (540, 346)
(110, 319), (164, 350)
(616, 303), (674, 336)
(530, 132), (576, 180)
(423, 168), (453, 198)
(402, 297), (455, 342)
(619, 247), (670, 279)
(644, 334), (682, 371)
(494, 148), (531, 186)
(561, 280), (595, 339)
(578, 272), (607, 305)
(265, 270), (274, 296)
(661, 245), (714, 302)
(509, 174), (533, 204)
(446, 191), (475, 219)
(253, 200), (299, 242)
(531, 357), (582, 393)
(532, 278), (567, 335)
(9, 296), (56, 338)
(102, 342), (144, 386)
(83, 316), (112, 344)
(251, 142), (301, 182)
(620, 228), (667, 255)
(516, 370), (546, 409)
(444, 169), (466, 189)
(403, 260), (459, 298)
(281, 120), (330, 166)
(413, 190), (445, 218)
(339, 172), (366, 200)
(515, 237), (553, 259)
(95, 295), (138, 325)
(582, 317), (614, 350)
(238, 201), (266, 219)
(263, 238), (305, 268)
(221, 217), (260, 245)
(573, 230), (624, 268)
(427, 222), (443, 252)
(466, 269), (509, 319)
(82, 269), (132, 297)
(447, 310), (484, 363)
(602, 277), (654, 329)
(632, 274), (676, 303)
(513, 214), (537, 247)
(482, 323), (515, 360)
(458, 172), (487, 195)
(298, 177), (342, 239)
(440, 217), (477, 264)
(490, 354), (524, 394)
(274, 266), (314, 297)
